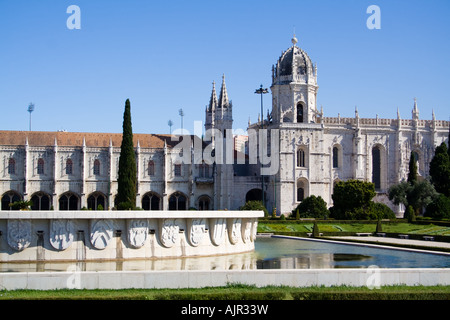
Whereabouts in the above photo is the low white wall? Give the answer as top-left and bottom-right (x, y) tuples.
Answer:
(0, 268), (449, 290)
(0, 210), (263, 262)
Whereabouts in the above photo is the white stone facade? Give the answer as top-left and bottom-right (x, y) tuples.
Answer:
(0, 37), (448, 215)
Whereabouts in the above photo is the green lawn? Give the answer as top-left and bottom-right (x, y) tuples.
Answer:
(258, 221), (450, 236)
(1, 284), (449, 300)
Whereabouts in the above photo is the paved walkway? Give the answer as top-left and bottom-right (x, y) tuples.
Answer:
(327, 236), (450, 251)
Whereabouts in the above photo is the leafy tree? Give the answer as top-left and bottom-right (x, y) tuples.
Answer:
(116, 99), (137, 210)
(291, 195), (329, 219)
(330, 180), (376, 219)
(429, 142), (450, 197)
(388, 180), (437, 217)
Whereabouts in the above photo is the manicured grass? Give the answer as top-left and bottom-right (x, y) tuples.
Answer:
(0, 284), (449, 300)
(258, 221), (450, 236)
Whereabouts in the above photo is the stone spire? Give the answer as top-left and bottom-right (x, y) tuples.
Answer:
(412, 97), (419, 120)
(208, 80), (218, 112)
(218, 74), (229, 108)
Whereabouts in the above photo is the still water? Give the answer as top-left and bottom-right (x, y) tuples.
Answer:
(1, 236), (449, 272)
(255, 236), (450, 269)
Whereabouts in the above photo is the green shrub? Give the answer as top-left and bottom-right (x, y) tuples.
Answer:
(405, 205), (416, 222)
(240, 201), (268, 217)
(9, 200), (33, 210)
(291, 195), (329, 219)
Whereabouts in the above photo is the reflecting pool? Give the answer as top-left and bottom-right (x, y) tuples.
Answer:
(255, 236), (450, 269)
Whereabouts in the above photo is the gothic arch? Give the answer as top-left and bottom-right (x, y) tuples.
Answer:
(245, 188), (265, 202)
(296, 146), (308, 167)
(30, 192), (51, 210)
(296, 178), (309, 202)
(59, 192), (80, 210)
(142, 191), (161, 210)
(1, 190), (22, 210)
(87, 191), (107, 210)
(197, 195), (212, 210)
(168, 191), (188, 210)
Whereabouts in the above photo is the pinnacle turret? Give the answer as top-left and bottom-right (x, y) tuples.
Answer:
(218, 74), (229, 108)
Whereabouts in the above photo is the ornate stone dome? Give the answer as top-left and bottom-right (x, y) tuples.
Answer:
(272, 36), (317, 85)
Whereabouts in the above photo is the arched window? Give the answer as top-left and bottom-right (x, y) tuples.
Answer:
(198, 196), (211, 210)
(59, 192), (79, 210)
(142, 192), (161, 210)
(372, 146), (381, 190)
(169, 192), (187, 210)
(8, 158), (15, 175)
(333, 147), (339, 168)
(31, 192), (51, 210)
(297, 179), (308, 202)
(93, 159), (101, 175)
(297, 149), (306, 167)
(87, 192), (106, 210)
(37, 158), (45, 175)
(297, 103), (304, 123)
(1, 191), (21, 210)
(66, 159), (73, 175)
(148, 160), (155, 176)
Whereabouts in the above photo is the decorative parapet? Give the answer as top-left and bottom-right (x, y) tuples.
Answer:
(0, 211), (263, 262)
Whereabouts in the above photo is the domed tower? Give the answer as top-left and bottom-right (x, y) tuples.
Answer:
(270, 35), (319, 125)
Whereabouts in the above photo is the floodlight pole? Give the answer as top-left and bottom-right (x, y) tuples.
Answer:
(254, 85), (268, 210)
(27, 103), (35, 131)
(179, 108), (184, 133)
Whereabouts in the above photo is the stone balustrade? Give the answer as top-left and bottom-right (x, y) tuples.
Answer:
(0, 210), (263, 262)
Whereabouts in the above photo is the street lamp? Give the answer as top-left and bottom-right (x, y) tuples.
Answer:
(27, 103), (35, 131)
(254, 85), (268, 211)
(168, 119), (173, 134)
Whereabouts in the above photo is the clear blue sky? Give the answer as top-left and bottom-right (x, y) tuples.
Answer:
(0, 0), (449, 135)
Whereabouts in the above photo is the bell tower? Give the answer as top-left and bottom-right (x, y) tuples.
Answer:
(270, 35), (319, 125)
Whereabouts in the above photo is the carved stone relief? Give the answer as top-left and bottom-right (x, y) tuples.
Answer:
(187, 218), (205, 247)
(241, 219), (252, 243)
(49, 219), (74, 250)
(210, 218), (226, 246)
(228, 218), (241, 245)
(90, 219), (113, 250)
(7, 219), (31, 251)
(160, 218), (179, 248)
(251, 219), (258, 242)
(127, 219), (149, 249)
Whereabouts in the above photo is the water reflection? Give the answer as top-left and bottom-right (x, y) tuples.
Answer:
(254, 236), (450, 269)
(1, 236), (449, 272)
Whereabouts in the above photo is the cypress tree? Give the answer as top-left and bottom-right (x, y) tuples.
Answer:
(117, 99), (137, 210)
(407, 151), (418, 185)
